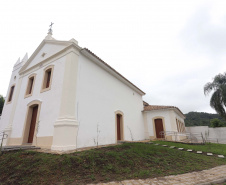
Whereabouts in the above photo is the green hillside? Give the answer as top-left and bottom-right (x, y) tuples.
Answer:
(185, 112), (226, 127)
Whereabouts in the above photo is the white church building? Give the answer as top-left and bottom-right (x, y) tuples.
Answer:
(0, 28), (186, 151)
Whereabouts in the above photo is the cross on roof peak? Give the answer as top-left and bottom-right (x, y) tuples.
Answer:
(47, 22), (54, 35)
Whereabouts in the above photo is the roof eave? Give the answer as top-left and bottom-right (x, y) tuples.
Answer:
(143, 107), (185, 119)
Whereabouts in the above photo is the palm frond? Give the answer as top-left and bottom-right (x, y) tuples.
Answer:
(204, 73), (226, 95)
(205, 73), (226, 120)
(204, 82), (216, 95)
(210, 90), (226, 119)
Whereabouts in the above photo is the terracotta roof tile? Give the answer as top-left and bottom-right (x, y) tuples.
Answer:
(143, 101), (149, 106)
(83, 48), (145, 95)
(143, 105), (185, 117)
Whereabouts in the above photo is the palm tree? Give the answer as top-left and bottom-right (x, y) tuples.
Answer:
(204, 72), (226, 120)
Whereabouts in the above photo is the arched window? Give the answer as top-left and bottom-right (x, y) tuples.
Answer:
(7, 84), (15, 103)
(41, 65), (54, 92)
(25, 74), (36, 98)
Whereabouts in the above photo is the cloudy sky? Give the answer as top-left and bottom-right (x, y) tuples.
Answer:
(1, 0), (226, 114)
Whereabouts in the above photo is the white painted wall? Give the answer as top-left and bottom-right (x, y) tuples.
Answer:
(186, 126), (226, 144)
(208, 127), (226, 143)
(76, 54), (145, 148)
(26, 43), (68, 69)
(11, 56), (65, 138)
(0, 53), (66, 140)
(1, 39), (147, 150)
(185, 126), (208, 136)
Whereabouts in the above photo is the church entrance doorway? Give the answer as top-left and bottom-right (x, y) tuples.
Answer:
(154, 118), (164, 138)
(22, 100), (41, 145)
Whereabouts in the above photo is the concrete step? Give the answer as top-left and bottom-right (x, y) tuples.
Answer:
(3, 145), (34, 149)
(1, 145), (41, 152)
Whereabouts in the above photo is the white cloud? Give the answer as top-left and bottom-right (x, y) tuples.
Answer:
(1, 0), (226, 114)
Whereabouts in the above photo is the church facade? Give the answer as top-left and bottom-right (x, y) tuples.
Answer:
(0, 31), (185, 151)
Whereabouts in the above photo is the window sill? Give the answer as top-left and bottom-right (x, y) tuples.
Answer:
(40, 87), (51, 93)
(24, 94), (33, 99)
(6, 101), (12, 105)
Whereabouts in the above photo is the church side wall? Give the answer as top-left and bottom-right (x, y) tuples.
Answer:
(6, 56), (65, 148)
(76, 54), (145, 148)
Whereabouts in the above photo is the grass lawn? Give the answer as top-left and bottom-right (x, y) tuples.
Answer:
(0, 143), (226, 184)
(153, 141), (226, 156)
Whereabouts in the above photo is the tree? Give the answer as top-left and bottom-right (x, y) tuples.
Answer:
(204, 73), (226, 120)
(0, 95), (5, 115)
(184, 112), (226, 127)
(210, 118), (224, 128)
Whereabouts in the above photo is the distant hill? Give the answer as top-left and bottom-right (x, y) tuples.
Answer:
(185, 112), (226, 127)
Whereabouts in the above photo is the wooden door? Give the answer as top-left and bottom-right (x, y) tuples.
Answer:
(117, 114), (121, 140)
(28, 106), (38, 143)
(155, 119), (164, 138)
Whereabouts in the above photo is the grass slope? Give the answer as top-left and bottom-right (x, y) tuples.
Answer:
(0, 143), (226, 184)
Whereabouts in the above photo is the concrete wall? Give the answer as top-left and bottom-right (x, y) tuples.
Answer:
(186, 126), (226, 144)
(186, 126), (208, 137)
